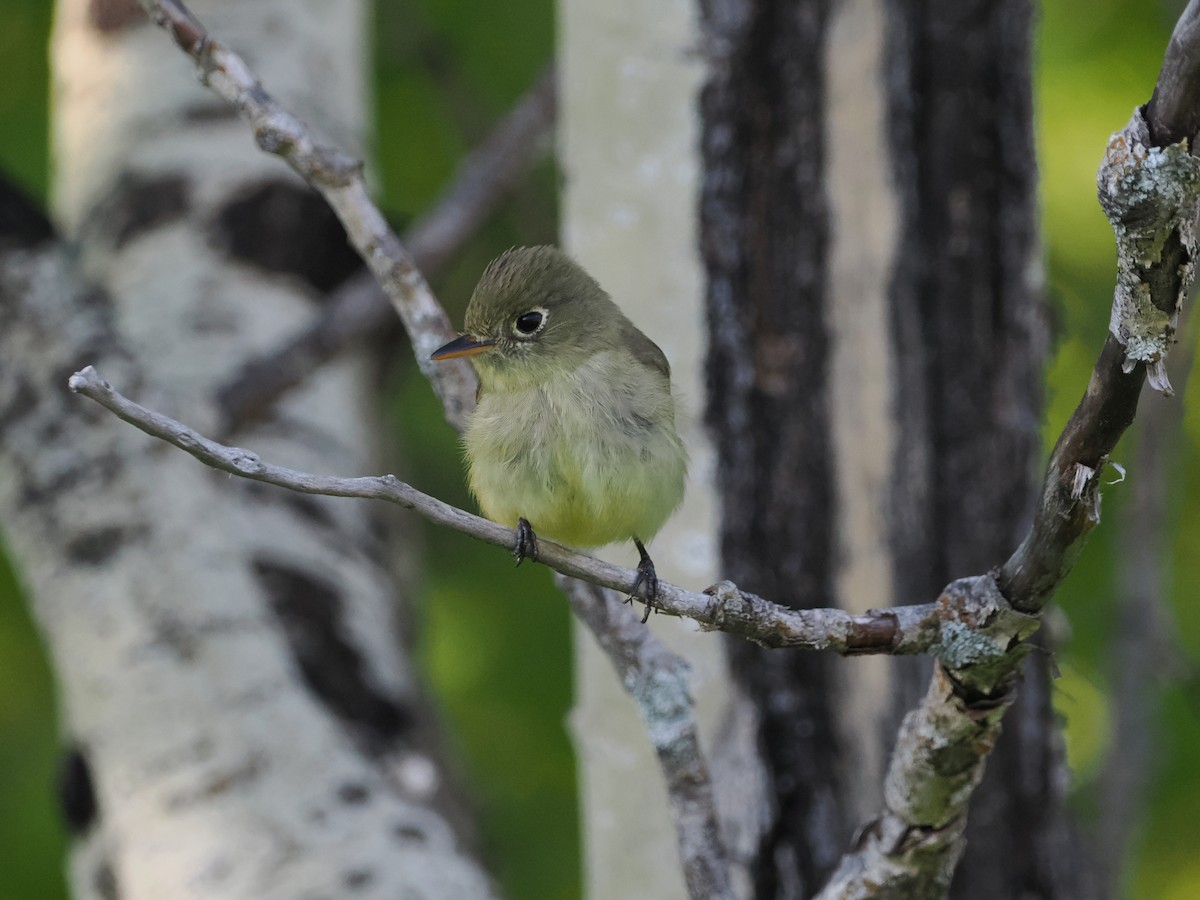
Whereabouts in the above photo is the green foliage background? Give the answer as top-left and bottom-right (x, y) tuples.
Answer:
(0, 1), (1196, 898)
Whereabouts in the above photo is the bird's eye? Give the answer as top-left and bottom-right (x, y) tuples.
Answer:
(515, 310), (545, 336)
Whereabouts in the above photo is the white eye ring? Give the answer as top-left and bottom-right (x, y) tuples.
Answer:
(513, 306), (549, 337)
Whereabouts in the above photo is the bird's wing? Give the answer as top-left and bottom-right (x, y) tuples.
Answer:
(620, 318), (672, 379)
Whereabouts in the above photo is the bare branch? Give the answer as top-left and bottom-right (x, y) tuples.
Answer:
(1146, 0), (1200, 147)
(817, 665), (1011, 900)
(74, 365), (1024, 660)
(215, 65), (557, 433)
(1001, 7), (1200, 613)
(136, 0), (477, 430)
(999, 100), (1200, 614)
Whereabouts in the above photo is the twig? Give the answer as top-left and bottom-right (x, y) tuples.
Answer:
(136, 0), (477, 431)
(1146, 0), (1200, 147)
(215, 65), (557, 433)
(72, 364), (1030, 661)
(999, 94), (1200, 615)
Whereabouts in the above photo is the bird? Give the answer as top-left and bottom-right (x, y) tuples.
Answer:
(431, 246), (687, 621)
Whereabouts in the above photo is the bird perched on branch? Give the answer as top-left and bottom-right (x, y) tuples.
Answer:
(431, 246), (687, 620)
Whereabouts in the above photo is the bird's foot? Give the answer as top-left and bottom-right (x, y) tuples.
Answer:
(513, 517), (539, 567)
(627, 539), (659, 624)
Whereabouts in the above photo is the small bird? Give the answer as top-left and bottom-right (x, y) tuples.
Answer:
(431, 246), (687, 620)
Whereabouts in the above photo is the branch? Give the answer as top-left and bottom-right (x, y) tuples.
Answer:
(1146, 0), (1200, 147)
(136, 0), (477, 430)
(405, 64), (556, 274)
(999, 83), (1200, 615)
(215, 65), (556, 433)
(74, 364), (1029, 661)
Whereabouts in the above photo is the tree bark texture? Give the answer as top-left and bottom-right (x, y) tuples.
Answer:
(700, 2), (844, 894)
(0, 2), (492, 897)
(699, 0), (1094, 895)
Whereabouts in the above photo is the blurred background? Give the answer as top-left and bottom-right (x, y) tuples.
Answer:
(1, 1), (1197, 898)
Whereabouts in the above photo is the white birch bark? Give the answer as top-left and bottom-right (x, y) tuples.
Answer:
(824, 0), (903, 824)
(559, 2), (762, 897)
(0, 2), (492, 897)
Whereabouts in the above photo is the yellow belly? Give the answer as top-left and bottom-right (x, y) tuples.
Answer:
(463, 357), (687, 548)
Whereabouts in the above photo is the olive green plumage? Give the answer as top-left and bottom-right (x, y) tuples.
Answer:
(435, 245), (687, 553)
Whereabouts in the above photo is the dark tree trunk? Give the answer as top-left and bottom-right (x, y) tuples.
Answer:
(698, 0), (1097, 895)
(699, 2), (844, 895)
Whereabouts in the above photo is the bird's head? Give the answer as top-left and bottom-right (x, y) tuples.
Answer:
(431, 246), (617, 389)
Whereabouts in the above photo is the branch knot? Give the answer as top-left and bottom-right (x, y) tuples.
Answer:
(1098, 107), (1200, 386)
(931, 576), (1039, 693)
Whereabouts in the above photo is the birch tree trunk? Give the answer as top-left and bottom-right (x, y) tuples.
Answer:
(0, 2), (491, 897)
(559, 1), (746, 898)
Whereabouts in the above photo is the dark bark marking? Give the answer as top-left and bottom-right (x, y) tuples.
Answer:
(253, 557), (413, 748)
(18, 452), (124, 510)
(885, 0), (1044, 592)
(278, 492), (338, 530)
(210, 181), (362, 293)
(343, 869), (375, 890)
(88, 172), (190, 249)
(238, 484), (394, 572)
(393, 822), (429, 844)
(0, 371), (37, 434)
(94, 861), (120, 900)
(183, 103), (239, 123)
(57, 746), (98, 835)
(338, 782), (371, 805)
(88, 0), (145, 33)
(881, 1), (1095, 897)
(65, 525), (134, 566)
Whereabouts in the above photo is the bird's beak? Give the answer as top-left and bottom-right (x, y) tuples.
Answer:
(430, 334), (497, 360)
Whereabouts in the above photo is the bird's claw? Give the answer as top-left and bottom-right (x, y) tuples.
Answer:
(628, 539), (659, 624)
(514, 517), (539, 567)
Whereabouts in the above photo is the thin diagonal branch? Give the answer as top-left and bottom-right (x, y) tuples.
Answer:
(137, 0), (477, 431)
(999, 111), (1200, 613)
(215, 64), (556, 434)
(1146, 0), (1200, 147)
(405, 63), (556, 274)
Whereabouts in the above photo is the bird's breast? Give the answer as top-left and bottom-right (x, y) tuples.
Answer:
(464, 352), (686, 547)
